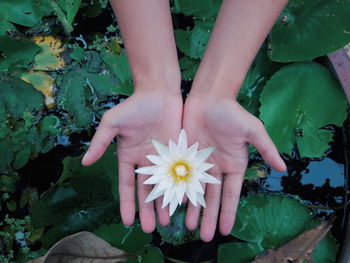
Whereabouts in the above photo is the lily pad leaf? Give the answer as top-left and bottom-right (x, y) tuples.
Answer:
(173, 0), (222, 19)
(175, 20), (214, 59)
(259, 62), (348, 158)
(269, 0), (350, 62)
(179, 57), (200, 81)
(32, 36), (65, 71)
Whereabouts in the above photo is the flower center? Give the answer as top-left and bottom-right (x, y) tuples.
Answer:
(169, 160), (192, 183)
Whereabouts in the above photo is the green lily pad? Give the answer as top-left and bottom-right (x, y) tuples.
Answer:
(175, 20), (214, 59)
(173, 0), (222, 19)
(94, 223), (152, 253)
(269, 0), (350, 62)
(157, 205), (200, 246)
(30, 145), (119, 248)
(217, 194), (338, 263)
(179, 57), (200, 81)
(259, 62), (348, 158)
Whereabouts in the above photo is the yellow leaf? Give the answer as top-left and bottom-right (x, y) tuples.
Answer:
(32, 36), (65, 71)
(21, 71), (55, 109)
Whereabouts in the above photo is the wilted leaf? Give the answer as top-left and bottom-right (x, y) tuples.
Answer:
(253, 218), (335, 263)
(33, 36), (65, 71)
(244, 164), (267, 180)
(217, 194), (338, 263)
(175, 21), (214, 59)
(269, 0), (350, 62)
(0, 35), (40, 72)
(21, 71), (55, 109)
(173, 0), (222, 19)
(259, 62), (348, 158)
(27, 231), (132, 263)
(157, 205), (200, 245)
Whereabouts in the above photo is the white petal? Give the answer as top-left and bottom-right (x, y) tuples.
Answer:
(186, 186), (197, 207)
(146, 155), (167, 166)
(157, 177), (173, 193)
(197, 192), (206, 208)
(169, 198), (178, 216)
(151, 139), (171, 161)
(168, 139), (178, 159)
(175, 182), (186, 205)
(144, 175), (164, 185)
(145, 185), (164, 203)
(200, 171), (221, 184)
(135, 166), (157, 175)
(162, 187), (175, 208)
(190, 178), (204, 194)
(197, 162), (215, 172)
(186, 142), (198, 159)
(178, 129), (187, 151)
(196, 147), (215, 162)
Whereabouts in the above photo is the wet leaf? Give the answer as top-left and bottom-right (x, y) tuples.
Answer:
(175, 21), (214, 59)
(27, 231), (132, 263)
(217, 194), (338, 263)
(157, 205), (200, 245)
(94, 223), (152, 253)
(21, 71), (55, 109)
(253, 218), (335, 263)
(0, 35), (40, 72)
(32, 36), (65, 71)
(269, 0), (350, 62)
(31, 145), (119, 248)
(173, 0), (222, 19)
(259, 62), (348, 158)
(179, 57), (200, 81)
(244, 164), (267, 180)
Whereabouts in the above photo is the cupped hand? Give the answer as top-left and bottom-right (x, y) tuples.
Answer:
(82, 88), (183, 232)
(183, 93), (286, 242)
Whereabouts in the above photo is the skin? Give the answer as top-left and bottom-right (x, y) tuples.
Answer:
(82, 0), (288, 241)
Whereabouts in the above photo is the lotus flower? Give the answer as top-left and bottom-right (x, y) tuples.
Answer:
(135, 129), (221, 216)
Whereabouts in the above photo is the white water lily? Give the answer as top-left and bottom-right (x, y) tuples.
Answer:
(135, 129), (221, 216)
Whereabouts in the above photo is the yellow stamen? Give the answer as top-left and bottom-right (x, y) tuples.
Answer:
(169, 160), (192, 183)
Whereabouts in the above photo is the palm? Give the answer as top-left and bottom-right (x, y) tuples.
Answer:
(183, 94), (285, 241)
(83, 90), (183, 232)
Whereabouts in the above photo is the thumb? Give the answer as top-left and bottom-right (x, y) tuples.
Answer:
(81, 111), (119, 166)
(248, 121), (286, 172)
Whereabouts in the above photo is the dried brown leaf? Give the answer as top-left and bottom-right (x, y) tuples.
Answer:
(27, 231), (134, 263)
(252, 217), (335, 263)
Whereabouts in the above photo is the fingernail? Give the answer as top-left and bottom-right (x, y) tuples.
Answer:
(82, 150), (90, 164)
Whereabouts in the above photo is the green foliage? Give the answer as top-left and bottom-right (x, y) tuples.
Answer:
(157, 205), (200, 245)
(175, 21), (214, 59)
(179, 57), (200, 81)
(173, 0), (221, 19)
(259, 62), (348, 158)
(0, 36), (40, 72)
(218, 194), (338, 263)
(31, 145), (119, 248)
(269, 0), (350, 62)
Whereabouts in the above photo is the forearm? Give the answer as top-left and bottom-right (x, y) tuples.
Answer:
(109, 0), (181, 91)
(190, 0), (288, 98)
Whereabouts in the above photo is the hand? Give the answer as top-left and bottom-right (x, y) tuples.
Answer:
(183, 92), (286, 242)
(82, 88), (183, 232)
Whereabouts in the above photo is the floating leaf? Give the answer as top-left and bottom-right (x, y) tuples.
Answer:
(173, 0), (222, 19)
(244, 164), (267, 180)
(31, 145), (119, 247)
(269, 0), (350, 62)
(217, 194), (338, 263)
(21, 71), (55, 108)
(175, 20), (214, 59)
(27, 231), (132, 263)
(179, 57), (199, 81)
(157, 205), (200, 246)
(0, 35), (40, 72)
(94, 223), (152, 253)
(259, 62), (348, 158)
(33, 36), (65, 71)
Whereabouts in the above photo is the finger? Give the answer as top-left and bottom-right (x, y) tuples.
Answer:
(219, 173), (244, 236)
(82, 115), (118, 166)
(186, 199), (201, 231)
(138, 174), (156, 233)
(200, 173), (223, 242)
(155, 197), (170, 226)
(248, 123), (286, 172)
(119, 161), (136, 226)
